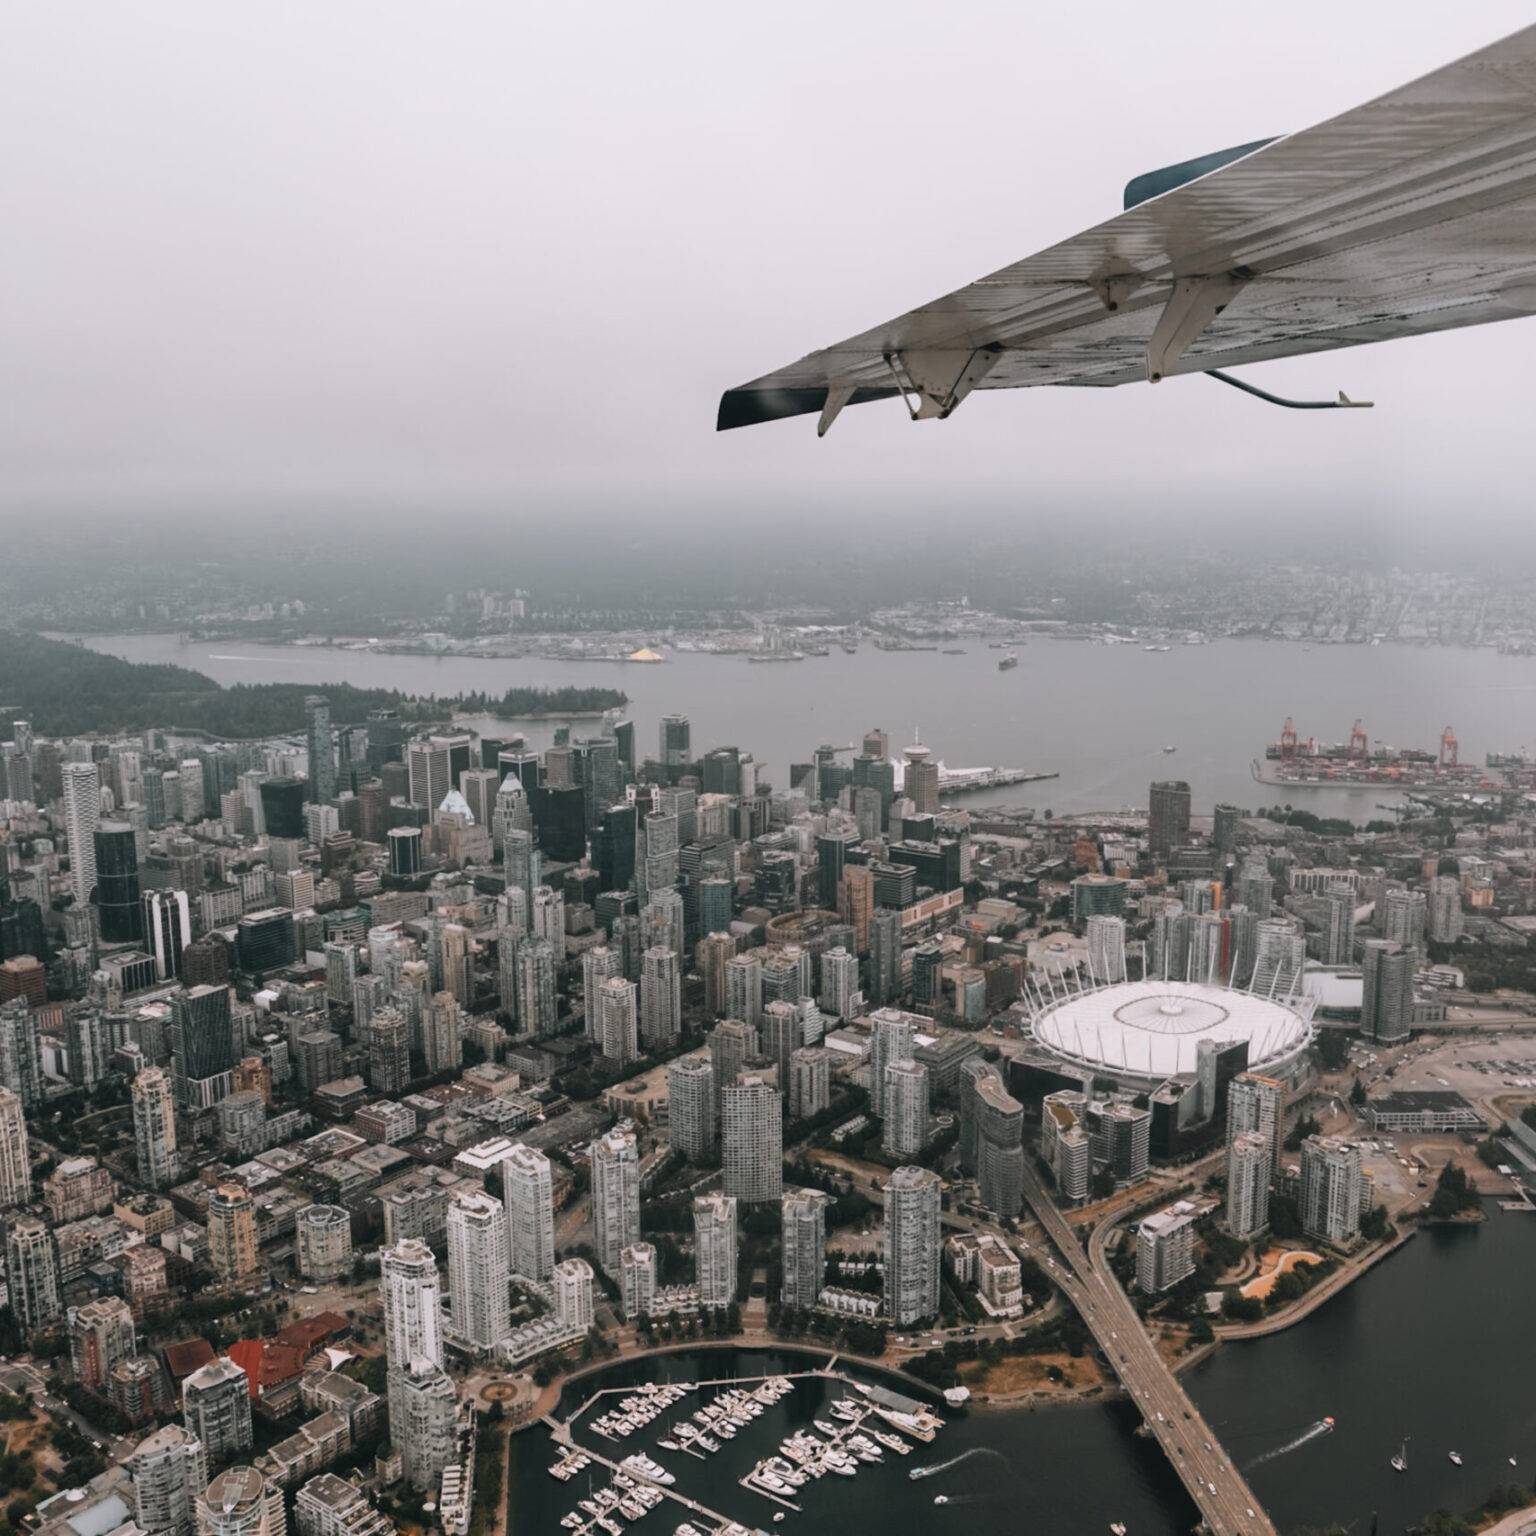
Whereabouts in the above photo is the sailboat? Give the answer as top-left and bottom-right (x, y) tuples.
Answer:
(1390, 1438), (1409, 1473)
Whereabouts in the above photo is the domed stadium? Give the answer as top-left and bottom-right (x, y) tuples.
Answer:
(1030, 978), (1313, 1086)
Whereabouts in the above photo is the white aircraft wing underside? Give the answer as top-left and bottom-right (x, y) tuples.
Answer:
(717, 23), (1536, 430)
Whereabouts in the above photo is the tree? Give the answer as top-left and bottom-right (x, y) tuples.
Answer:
(1349, 1077), (1367, 1107)
(1360, 1204), (1391, 1241)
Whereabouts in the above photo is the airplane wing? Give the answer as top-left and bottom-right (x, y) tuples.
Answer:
(717, 24), (1536, 433)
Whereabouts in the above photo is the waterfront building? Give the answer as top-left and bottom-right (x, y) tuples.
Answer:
(883, 1166), (941, 1325)
(554, 1256), (595, 1332)
(394, 1355), (457, 1491)
(620, 1242), (657, 1320)
(780, 1188), (831, 1310)
(1300, 1135), (1364, 1245)
(693, 1192), (737, 1309)
(1136, 1200), (1198, 1292)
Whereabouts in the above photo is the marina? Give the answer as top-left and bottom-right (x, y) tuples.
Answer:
(542, 1366), (947, 1536)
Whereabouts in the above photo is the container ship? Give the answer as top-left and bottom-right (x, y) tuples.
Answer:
(1255, 718), (1497, 789)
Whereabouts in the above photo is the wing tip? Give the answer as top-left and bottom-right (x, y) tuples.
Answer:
(716, 384), (898, 431)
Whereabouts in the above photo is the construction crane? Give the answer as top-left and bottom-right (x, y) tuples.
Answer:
(1279, 717), (1298, 758)
(1348, 719), (1369, 760)
(1440, 725), (1458, 767)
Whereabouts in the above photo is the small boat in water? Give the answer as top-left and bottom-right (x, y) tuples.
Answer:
(933, 1496), (949, 1506)
(1449, 1452), (1463, 1466)
(1391, 1437), (1409, 1473)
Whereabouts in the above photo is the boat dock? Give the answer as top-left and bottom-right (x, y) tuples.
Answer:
(544, 1366), (942, 1536)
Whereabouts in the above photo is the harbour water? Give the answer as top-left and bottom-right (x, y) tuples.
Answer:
(511, 1209), (1536, 1536)
(76, 633), (1536, 821)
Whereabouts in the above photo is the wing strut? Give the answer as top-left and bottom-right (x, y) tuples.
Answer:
(1205, 370), (1374, 410)
(1146, 272), (1251, 382)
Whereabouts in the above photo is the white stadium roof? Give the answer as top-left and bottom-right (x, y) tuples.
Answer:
(1032, 980), (1312, 1082)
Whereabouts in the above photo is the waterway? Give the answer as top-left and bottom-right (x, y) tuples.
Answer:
(510, 1208), (1536, 1536)
(76, 633), (1536, 821)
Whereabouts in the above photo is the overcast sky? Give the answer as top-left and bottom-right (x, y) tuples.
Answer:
(5, 3), (1536, 540)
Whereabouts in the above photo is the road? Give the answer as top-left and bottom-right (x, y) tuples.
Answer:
(0, 1360), (139, 1463)
(1017, 1159), (1277, 1536)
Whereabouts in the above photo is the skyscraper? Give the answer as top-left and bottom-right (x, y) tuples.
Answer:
(660, 714), (691, 770)
(305, 696), (335, 805)
(381, 1237), (442, 1438)
(819, 945), (859, 1019)
(974, 1070), (1025, 1219)
(883, 1166), (941, 1325)
(0, 1087), (29, 1207)
(423, 991), (463, 1074)
(394, 1355), (457, 1492)
(6, 1215), (62, 1333)
(903, 740), (939, 816)
(723, 952), (762, 1030)
(1381, 888), (1428, 956)
(207, 1183), (258, 1281)
(94, 821), (143, 943)
(620, 1242), (657, 1320)
(68, 1295), (137, 1391)
(591, 1127), (641, 1276)
(666, 1055), (715, 1162)
(0, 999), (42, 1109)
(1427, 874), (1464, 944)
(366, 1006), (410, 1096)
(129, 1424), (208, 1536)
(171, 984), (236, 1111)
(1360, 939), (1414, 1044)
(760, 1000), (803, 1083)
(1148, 779), (1191, 862)
(1227, 1072), (1285, 1169)
(780, 1188), (831, 1309)
(707, 1018), (756, 1096)
(295, 1204), (353, 1283)
(721, 1076), (783, 1202)
(515, 938), (558, 1039)
(62, 761), (102, 910)
(181, 1358), (252, 1462)
(382, 1239), (443, 1373)
(446, 1190), (511, 1351)
(553, 1256), (595, 1333)
(1225, 1131), (1272, 1240)
(640, 946), (681, 1049)
(596, 976), (639, 1065)
(882, 1059), (930, 1158)
(1085, 915), (1128, 984)
(868, 1007), (917, 1117)
(143, 890), (192, 981)
(693, 1192), (737, 1309)
(194, 1468), (284, 1536)
(131, 1067), (179, 1192)
(867, 907), (902, 1008)
(500, 1143), (555, 1283)
(1300, 1135), (1363, 1244)
(1250, 917), (1306, 997)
